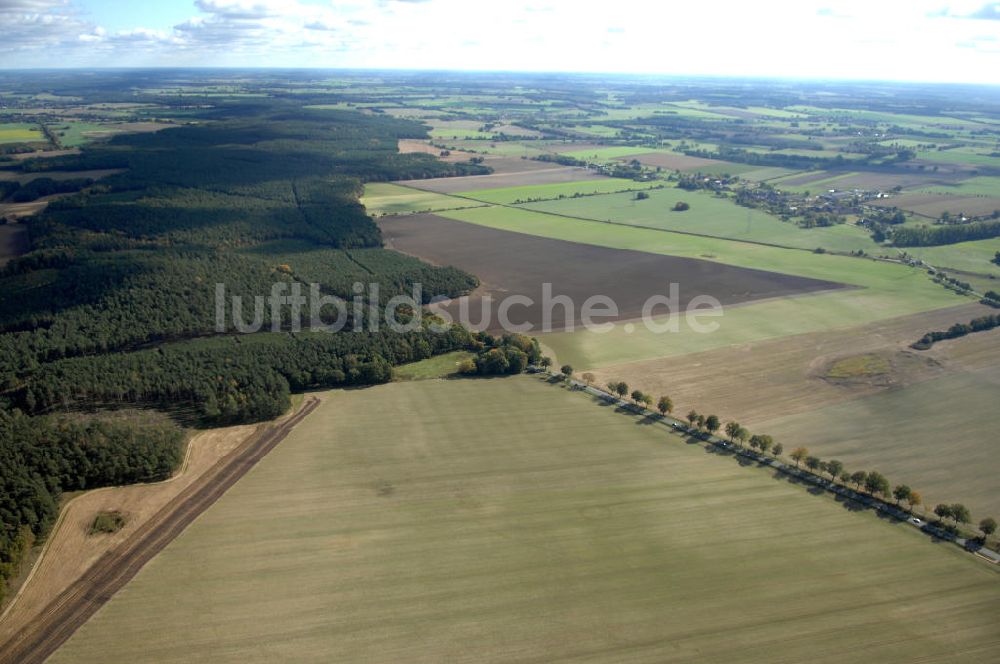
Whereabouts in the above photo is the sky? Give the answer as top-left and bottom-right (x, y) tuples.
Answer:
(1, 0), (998, 83)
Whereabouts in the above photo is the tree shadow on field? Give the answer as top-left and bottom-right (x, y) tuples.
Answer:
(634, 413), (659, 427)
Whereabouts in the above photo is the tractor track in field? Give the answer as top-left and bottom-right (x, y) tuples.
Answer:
(0, 397), (321, 664)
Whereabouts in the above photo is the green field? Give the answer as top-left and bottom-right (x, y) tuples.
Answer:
(47, 121), (119, 147)
(0, 122), (44, 144)
(50, 377), (1000, 663)
(907, 237), (1000, 277)
(435, 205), (966, 367)
(360, 182), (485, 215)
(392, 350), (473, 380)
(917, 148), (1000, 169)
(922, 176), (1000, 198)
(518, 187), (880, 252)
(457, 178), (662, 205)
(759, 365), (1000, 518)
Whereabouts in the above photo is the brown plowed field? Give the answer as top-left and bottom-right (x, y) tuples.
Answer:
(0, 224), (28, 264)
(380, 213), (848, 331)
(626, 152), (736, 172)
(0, 397), (320, 664)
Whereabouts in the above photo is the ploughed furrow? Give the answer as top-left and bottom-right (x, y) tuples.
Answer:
(0, 397), (320, 664)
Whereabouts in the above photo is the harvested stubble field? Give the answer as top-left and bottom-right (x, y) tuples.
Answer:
(49, 377), (1000, 664)
(585, 302), (1000, 517)
(871, 192), (1000, 219)
(379, 213), (845, 330)
(623, 151), (747, 172)
(395, 165), (606, 193)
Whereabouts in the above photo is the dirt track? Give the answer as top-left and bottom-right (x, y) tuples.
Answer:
(0, 397), (320, 664)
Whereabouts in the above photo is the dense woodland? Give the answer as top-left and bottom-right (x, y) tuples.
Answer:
(890, 219), (1000, 247)
(0, 413), (184, 603)
(0, 97), (494, 600)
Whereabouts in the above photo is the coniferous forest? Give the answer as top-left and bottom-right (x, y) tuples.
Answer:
(0, 92), (491, 597)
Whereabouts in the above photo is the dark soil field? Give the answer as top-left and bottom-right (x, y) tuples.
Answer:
(380, 213), (848, 331)
(0, 224), (28, 265)
(395, 165), (605, 193)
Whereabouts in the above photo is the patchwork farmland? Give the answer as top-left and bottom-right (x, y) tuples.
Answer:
(4, 70), (1000, 664)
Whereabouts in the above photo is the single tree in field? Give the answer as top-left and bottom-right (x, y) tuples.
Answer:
(725, 421), (741, 442)
(657, 395), (673, 417)
(949, 504), (971, 527)
(771, 442), (783, 457)
(615, 382), (629, 400)
(850, 471), (867, 490)
(907, 490), (922, 513)
(805, 456), (822, 473)
(686, 410), (699, 427)
(864, 471), (890, 498)
(631, 389), (644, 404)
(540, 356), (553, 369)
(790, 447), (808, 467)
(582, 372), (595, 385)
(735, 427), (749, 447)
(756, 435), (774, 454)
(639, 393), (653, 409)
(839, 471), (851, 485)
(979, 517), (997, 540)
(705, 415), (720, 435)
(892, 484), (912, 506)
(934, 504), (952, 524)
(696, 414), (706, 431)
(560, 365), (573, 380)
(825, 459), (844, 482)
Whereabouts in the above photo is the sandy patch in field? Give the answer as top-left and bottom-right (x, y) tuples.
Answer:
(9, 149), (81, 161)
(0, 423), (260, 643)
(398, 139), (478, 162)
(586, 302), (995, 428)
(0, 199), (51, 220)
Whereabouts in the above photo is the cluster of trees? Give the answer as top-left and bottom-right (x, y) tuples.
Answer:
(890, 219), (1000, 247)
(0, 411), (184, 603)
(460, 333), (541, 376)
(582, 374), (999, 545)
(0, 176), (94, 203)
(16, 325), (475, 425)
(911, 313), (1000, 350)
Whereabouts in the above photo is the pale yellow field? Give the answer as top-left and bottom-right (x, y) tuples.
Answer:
(51, 377), (1000, 664)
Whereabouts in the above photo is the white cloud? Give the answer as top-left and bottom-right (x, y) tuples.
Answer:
(0, 0), (997, 83)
